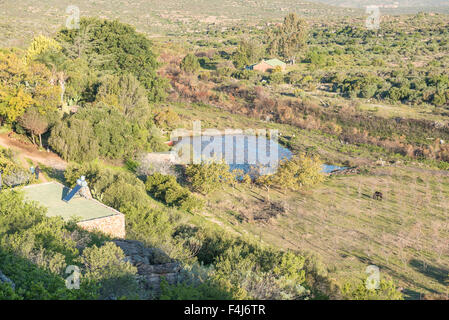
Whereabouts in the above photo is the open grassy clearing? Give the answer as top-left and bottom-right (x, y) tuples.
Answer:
(169, 102), (449, 298)
(200, 165), (449, 299)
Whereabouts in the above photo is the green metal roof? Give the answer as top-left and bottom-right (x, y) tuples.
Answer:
(22, 182), (120, 222)
(264, 59), (286, 67)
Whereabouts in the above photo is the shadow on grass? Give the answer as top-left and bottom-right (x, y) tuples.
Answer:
(40, 165), (66, 184)
(62, 186), (70, 200)
(344, 251), (443, 299)
(409, 259), (449, 286)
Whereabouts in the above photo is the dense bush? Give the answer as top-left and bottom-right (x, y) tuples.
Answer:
(185, 161), (234, 195)
(49, 118), (99, 162)
(94, 74), (150, 124)
(49, 104), (165, 162)
(257, 154), (324, 191)
(341, 279), (403, 300)
(56, 17), (169, 102)
(180, 54), (200, 74)
(79, 242), (141, 299)
(145, 173), (204, 213)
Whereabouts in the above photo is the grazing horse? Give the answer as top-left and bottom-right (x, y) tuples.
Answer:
(373, 191), (383, 201)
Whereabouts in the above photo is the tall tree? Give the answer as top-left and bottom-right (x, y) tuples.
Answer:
(56, 18), (169, 102)
(24, 35), (62, 64)
(0, 51), (60, 122)
(95, 74), (150, 123)
(267, 13), (309, 64)
(18, 108), (48, 147)
(232, 39), (265, 69)
(35, 49), (68, 106)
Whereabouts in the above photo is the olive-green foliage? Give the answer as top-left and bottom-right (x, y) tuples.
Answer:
(331, 73), (385, 99)
(259, 154), (324, 191)
(0, 282), (21, 300)
(79, 242), (140, 299)
(0, 190), (101, 299)
(48, 118), (99, 162)
(154, 108), (181, 129)
(160, 277), (232, 300)
(193, 227), (317, 300)
(95, 74), (150, 123)
(304, 49), (334, 69)
(145, 173), (204, 213)
(329, 72), (449, 107)
(72, 104), (150, 159)
(0, 249), (97, 300)
(64, 162), (148, 211)
(268, 70), (284, 85)
(50, 104), (164, 162)
(185, 161), (234, 195)
(62, 58), (100, 104)
(56, 17), (169, 102)
(232, 39), (264, 69)
(267, 13), (308, 60)
(180, 54), (200, 74)
(122, 202), (175, 250)
(341, 279), (403, 300)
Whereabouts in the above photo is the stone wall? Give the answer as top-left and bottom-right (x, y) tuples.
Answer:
(112, 240), (181, 295)
(77, 213), (126, 239)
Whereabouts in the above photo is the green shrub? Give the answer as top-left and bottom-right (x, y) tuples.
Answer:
(160, 277), (232, 300)
(185, 161), (234, 195)
(49, 119), (99, 162)
(145, 173), (203, 213)
(259, 154), (324, 191)
(79, 242), (140, 299)
(181, 54), (200, 74)
(341, 279), (403, 300)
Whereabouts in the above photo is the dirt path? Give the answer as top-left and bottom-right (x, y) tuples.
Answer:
(0, 133), (67, 180)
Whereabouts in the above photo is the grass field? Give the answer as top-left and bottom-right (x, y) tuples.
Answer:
(0, 0), (358, 47)
(199, 152), (449, 299)
(171, 102), (449, 298)
(2, 0), (449, 299)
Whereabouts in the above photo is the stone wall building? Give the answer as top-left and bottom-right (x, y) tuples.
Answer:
(76, 205), (126, 239)
(248, 58), (287, 73)
(22, 182), (125, 238)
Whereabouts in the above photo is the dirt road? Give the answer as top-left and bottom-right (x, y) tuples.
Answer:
(0, 133), (67, 172)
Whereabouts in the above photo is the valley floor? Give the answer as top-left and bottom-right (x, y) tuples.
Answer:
(174, 103), (449, 299)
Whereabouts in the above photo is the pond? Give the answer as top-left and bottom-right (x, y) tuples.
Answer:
(174, 134), (347, 176)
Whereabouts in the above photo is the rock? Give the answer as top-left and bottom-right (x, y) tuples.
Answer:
(112, 239), (181, 295)
(112, 239), (171, 264)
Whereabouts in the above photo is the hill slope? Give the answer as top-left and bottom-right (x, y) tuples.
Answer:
(0, 0), (358, 47)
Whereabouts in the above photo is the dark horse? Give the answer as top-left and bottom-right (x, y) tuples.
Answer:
(373, 191), (383, 201)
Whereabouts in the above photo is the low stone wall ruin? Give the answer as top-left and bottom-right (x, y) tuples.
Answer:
(77, 213), (126, 239)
